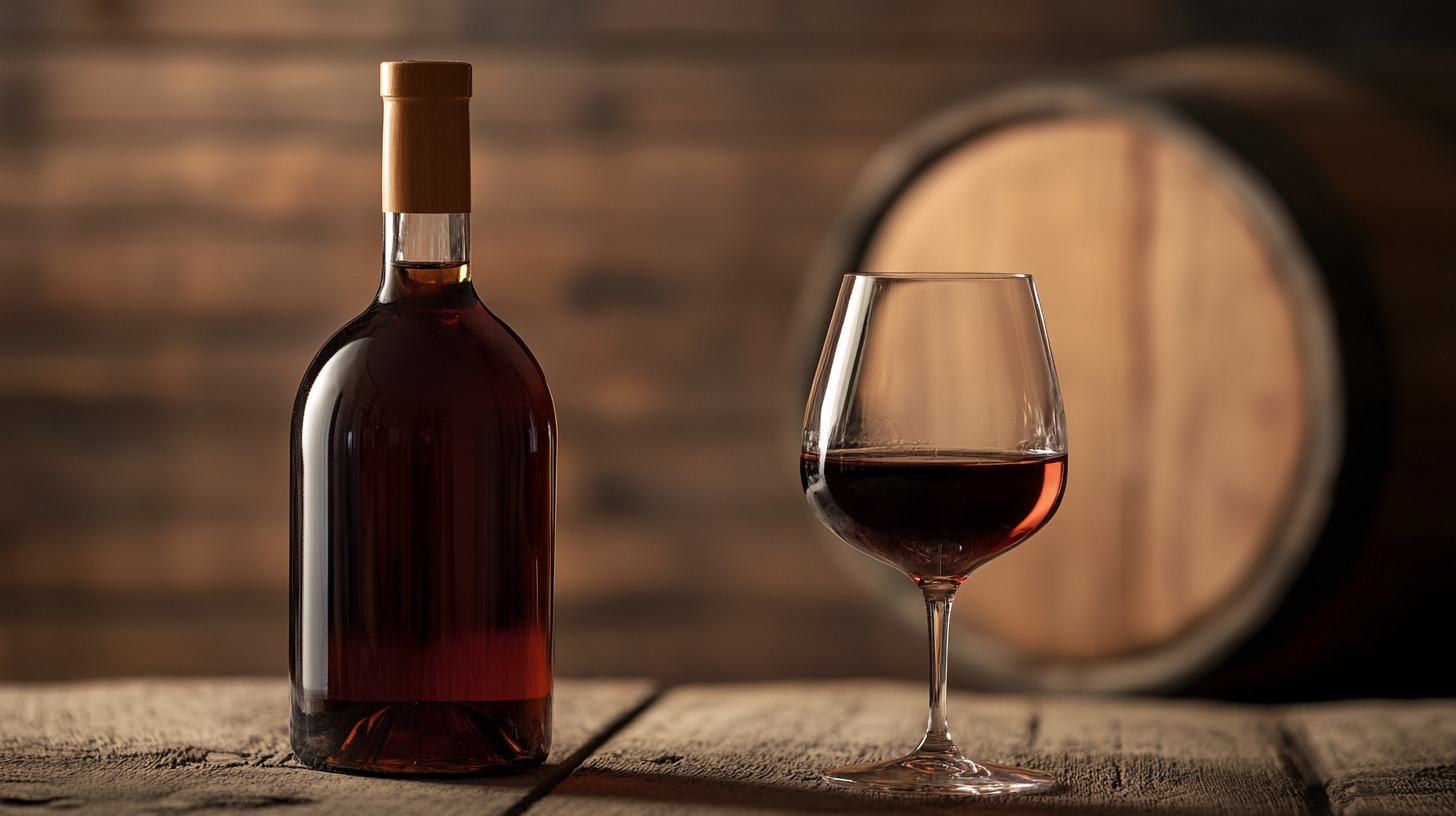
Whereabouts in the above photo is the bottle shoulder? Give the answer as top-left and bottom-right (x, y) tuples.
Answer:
(293, 297), (554, 420)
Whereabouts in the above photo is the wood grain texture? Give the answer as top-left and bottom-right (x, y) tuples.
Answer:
(3, 677), (1454, 814)
(538, 680), (1319, 815)
(0, 51), (1020, 133)
(0, 676), (656, 815)
(0, 0), (1178, 54)
(1281, 700), (1456, 816)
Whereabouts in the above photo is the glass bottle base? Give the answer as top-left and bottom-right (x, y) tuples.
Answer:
(823, 749), (1055, 795)
(292, 698), (549, 776)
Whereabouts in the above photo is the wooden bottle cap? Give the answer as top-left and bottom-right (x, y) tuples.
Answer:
(380, 60), (471, 213)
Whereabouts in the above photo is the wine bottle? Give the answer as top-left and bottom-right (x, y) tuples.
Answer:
(289, 60), (555, 775)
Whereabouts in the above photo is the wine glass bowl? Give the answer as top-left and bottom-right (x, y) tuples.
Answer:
(800, 272), (1066, 795)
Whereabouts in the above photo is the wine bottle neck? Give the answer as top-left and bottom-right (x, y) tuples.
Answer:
(386, 212), (469, 266)
(378, 212), (473, 305)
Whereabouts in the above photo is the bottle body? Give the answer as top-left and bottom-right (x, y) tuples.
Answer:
(289, 260), (554, 774)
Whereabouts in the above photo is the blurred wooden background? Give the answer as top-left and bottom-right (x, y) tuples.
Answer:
(1, 0), (1453, 690)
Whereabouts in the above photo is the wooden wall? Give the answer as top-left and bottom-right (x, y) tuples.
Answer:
(0, 0), (1451, 689)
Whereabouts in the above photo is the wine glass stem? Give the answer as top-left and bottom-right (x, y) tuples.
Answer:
(918, 580), (959, 754)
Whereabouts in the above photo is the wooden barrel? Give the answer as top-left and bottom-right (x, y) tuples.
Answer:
(792, 47), (1456, 701)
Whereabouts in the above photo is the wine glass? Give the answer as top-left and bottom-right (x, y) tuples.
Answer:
(800, 272), (1067, 795)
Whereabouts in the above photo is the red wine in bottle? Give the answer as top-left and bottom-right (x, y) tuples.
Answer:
(290, 61), (554, 775)
(800, 450), (1066, 582)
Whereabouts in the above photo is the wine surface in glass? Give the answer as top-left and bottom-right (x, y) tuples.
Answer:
(800, 450), (1066, 582)
(290, 268), (554, 775)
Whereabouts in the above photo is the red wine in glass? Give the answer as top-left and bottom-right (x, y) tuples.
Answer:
(800, 450), (1066, 583)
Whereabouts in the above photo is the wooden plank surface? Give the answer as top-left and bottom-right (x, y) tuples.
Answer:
(0, 0), (1176, 56)
(1282, 700), (1456, 816)
(538, 680), (1318, 815)
(0, 51), (1018, 132)
(3, 677), (1455, 814)
(0, 677), (655, 815)
(533, 684), (1456, 815)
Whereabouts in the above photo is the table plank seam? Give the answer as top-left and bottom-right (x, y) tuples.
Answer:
(504, 683), (665, 816)
(1275, 716), (1333, 816)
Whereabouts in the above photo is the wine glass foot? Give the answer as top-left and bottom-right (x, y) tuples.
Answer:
(822, 750), (1055, 796)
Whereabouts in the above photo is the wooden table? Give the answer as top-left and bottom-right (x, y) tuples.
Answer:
(3, 677), (1453, 815)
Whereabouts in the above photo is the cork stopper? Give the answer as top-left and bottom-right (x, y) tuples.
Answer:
(381, 60), (471, 213)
